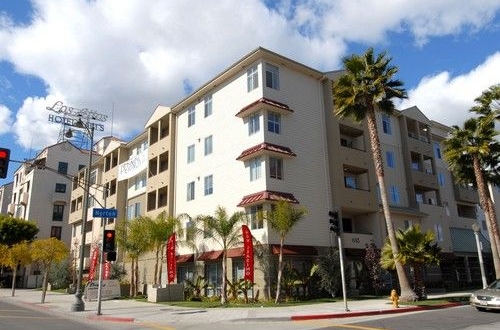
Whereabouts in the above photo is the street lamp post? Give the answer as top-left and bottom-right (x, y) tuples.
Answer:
(472, 223), (488, 288)
(69, 119), (95, 312)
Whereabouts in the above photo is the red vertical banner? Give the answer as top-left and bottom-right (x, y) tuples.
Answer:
(242, 225), (254, 282)
(166, 233), (176, 284)
(88, 247), (99, 281)
(103, 260), (111, 280)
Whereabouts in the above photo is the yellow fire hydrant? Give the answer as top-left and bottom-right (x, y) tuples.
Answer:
(390, 289), (400, 308)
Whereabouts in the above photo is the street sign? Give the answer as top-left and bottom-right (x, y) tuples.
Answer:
(93, 208), (118, 218)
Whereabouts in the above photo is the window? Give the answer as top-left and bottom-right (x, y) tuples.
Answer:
(268, 112), (281, 134)
(187, 144), (195, 163)
(247, 65), (258, 92)
(89, 169), (97, 185)
(265, 63), (279, 89)
(434, 223), (443, 242)
(404, 220), (413, 230)
(55, 183), (66, 193)
(204, 94), (212, 117)
(134, 173), (147, 190)
(249, 205), (263, 229)
(269, 157), (283, 180)
(438, 172), (445, 186)
(187, 181), (195, 201)
(188, 106), (195, 127)
(50, 226), (62, 240)
(389, 185), (400, 204)
(249, 157), (261, 181)
(248, 113), (260, 135)
(52, 204), (64, 221)
(345, 175), (356, 189)
(434, 142), (442, 159)
(204, 135), (213, 156)
(386, 151), (395, 168)
(58, 162), (68, 175)
(127, 202), (141, 220)
(382, 114), (392, 135)
(204, 175), (213, 196)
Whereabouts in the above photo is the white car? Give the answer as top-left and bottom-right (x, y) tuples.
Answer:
(470, 279), (500, 311)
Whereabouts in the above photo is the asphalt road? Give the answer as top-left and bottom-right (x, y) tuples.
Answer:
(0, 299), (105, 330)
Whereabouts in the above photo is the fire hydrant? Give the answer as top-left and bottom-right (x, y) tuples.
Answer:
(390, 289), (399, 308)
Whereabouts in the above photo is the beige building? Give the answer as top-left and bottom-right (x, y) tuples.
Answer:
(68, 47), (498, 296)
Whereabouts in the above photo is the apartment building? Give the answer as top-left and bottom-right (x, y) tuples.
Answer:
(5, 141), (90, 286)
(69, 47), (498, 294)
(0, 181), (13, 215)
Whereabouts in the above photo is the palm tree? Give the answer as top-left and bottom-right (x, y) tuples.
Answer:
(194, 206), (246, 305)
(265, 200), (307, 303)
(381, 225), (441, 300)
(146, 212), (186, 286)
(443, 114), (500, 278)
(115, 217), (150, 296)
(332, 47), (416, 301)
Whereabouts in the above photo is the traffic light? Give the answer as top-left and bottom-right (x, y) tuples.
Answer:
(329, 210), (340, 234)
(106, 251), (117, 262)
(103, 229), (116, 252)
(0, 148), (10, 179)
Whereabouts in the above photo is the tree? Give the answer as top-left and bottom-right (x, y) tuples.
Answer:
(332, 47), (416, 301)
(115, 217), (150, 296)
(381, 225), (441, 300)
(311, 247), (341, 298)
(0, 215), (39, 246)
(0, 241), (32, 296)
(265, 200), (307, 303)
(443, 114), (500, 278)
(145, 212), (186, 286)
(31, 238), (69, 303)
(363, 241), (385, 295)
(194, 206), (246, 305)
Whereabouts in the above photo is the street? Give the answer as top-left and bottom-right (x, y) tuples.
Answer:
(2, 297), (500, 330)
(0, 299), (103, 330)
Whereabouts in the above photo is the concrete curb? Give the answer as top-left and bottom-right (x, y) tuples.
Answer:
(291, 302), (464, 321)
(87, 315), (135, 323)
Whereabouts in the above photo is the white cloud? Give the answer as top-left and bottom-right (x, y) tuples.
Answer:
(0, 104), (12, 134)
(399, 52), (500, 127)
(0, 0), (499, 150)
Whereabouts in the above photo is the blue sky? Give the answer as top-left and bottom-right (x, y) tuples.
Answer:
(1, 0), (500, 186)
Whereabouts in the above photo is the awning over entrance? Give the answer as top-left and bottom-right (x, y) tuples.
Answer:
(271, 244), (317, 255)
(176, 254), (194, 263)
(197, 250), (223, 261)
(450, 227), (491, 253)
(237, 190), (299, 207)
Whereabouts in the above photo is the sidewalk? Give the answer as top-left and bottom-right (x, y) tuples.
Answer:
(0, 288), (470, 327)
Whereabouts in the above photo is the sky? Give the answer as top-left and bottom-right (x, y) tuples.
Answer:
(0, 0), (499, 186)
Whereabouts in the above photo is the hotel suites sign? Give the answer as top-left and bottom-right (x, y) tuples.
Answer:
(46, 100), (106, 132)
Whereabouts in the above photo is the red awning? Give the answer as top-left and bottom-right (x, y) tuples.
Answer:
(235, 97), (293, 117)
(197, 250), (223, 261)
(227, 247), (245, 258)
(236, 142), (296, 161)
(176, 254), (194, 263)
(271, 244), (317, 255)
(237, 190), (299, 207)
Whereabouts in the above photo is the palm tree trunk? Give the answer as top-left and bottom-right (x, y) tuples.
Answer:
(366, 109), (416, 301)
(275, 237), (285, 303)
(221, 250), (227, 304)
(472, 156), (500, 278)
(131, 258), (136, 296)
(135, 258), (139, 296)
(154, 248), (159, 286)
